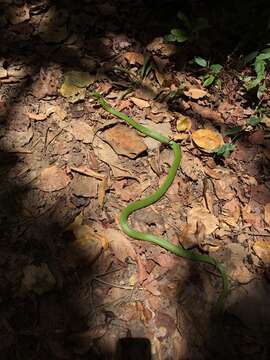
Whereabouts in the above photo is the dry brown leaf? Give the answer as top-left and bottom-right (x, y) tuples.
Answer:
(130, 97), (150, 109)
(8, 4), (30, 25)
(184, 88), (208, 99)
(242, 202), (264, 231)
(261, 116), (270, 128)
(187, 206), (218, 235)
(36, 165), (71, 192)
(93, 137), (132, 178)
(213, 176), (236, 201)
(251, 184), (270, 205)
(253, 240), (270, 265)
(65, 120), (94, 143)
(180, 152), (204, 181)
(32, 68), (60, 99)
(142, 119), (173, 150)
(225, 243), (252, 283)
(71, 175), (98, 198)
(69, 224), (103, 263)
(102, 123), (147, 158)
(104, 228), (136, 262)
(123, 51), (144, 65)
(192, 129), (224, 153)
(21, 263), (56, 295)
(265, 203), (270, 225)
(220, 198), (241, 227)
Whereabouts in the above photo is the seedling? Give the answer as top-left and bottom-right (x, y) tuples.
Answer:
(215, 143), (235, 158)
(165, 11), (209, 44)
(194, 56), (223, 87)
(241, 47), (270, 98)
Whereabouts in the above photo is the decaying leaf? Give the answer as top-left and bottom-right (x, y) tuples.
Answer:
(65, 120), (94, 143)
(104, 228), (136, 262)
(60, 71), (94, 103)
(102, 123), (147, 158)
(123, 52), (144, 65)
(192, 129), (224, 153)
(71, 175), (98, 198)
(39, 6), (69, 43)
(184, 88), (208, 99)
(265, 203), (270, 225)
(65, 214), (108, 264)
(36, 165), (71, 192)
(130, 97), (150, 109)
(176, 116), (192, 132)
(220, 198), (241, 227)
(225, 243), (252, 283)
(187, 206), (218, 235)
(253, 240), (270, 265)
(93, 136), (134, 178)
(22, 263), (56, 295)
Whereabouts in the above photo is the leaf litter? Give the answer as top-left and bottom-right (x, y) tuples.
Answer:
(1, 1), (270, 359)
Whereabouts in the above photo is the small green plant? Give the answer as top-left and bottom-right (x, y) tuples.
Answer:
(241, 47), (270, 98)
(165, 11), (209, 44)
(193, 56), (223, 87)
(215, 143), (235, 158)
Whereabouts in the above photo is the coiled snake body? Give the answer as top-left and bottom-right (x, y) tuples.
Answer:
(92, 91), (229, 311)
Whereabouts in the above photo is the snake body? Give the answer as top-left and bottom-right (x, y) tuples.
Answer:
(92, 91), (229, 311)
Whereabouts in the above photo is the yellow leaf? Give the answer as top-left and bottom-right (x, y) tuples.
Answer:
(192, 128), (224, 153)
(176, 116), (192, 132)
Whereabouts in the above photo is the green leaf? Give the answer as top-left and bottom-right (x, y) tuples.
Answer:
(224, 126), (243, 136)
(257, 83), (266, 98)
(215, 143), (235, 158)
(210, 63), (223, 74)
(177, 11), (190, 29)
(244, 77), (261, 91)
(247, 116), (260, 126)
(244, 51), (258, 65)
(254, 60), (266, 80)
(256, 52), (270, 61)
(140, 54), (153, 79)
(203, 74), (215, 87)
(194, 56), (208, 67)
(164, 34), (177, 42)
(171, 28), (189, 42)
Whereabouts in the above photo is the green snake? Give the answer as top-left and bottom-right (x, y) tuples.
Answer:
(92, 91), (229, 311)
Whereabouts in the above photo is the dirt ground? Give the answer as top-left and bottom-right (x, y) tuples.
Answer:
(1, 1), (270, 359)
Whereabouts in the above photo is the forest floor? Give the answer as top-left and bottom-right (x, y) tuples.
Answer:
(1, 1), (270, 359)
